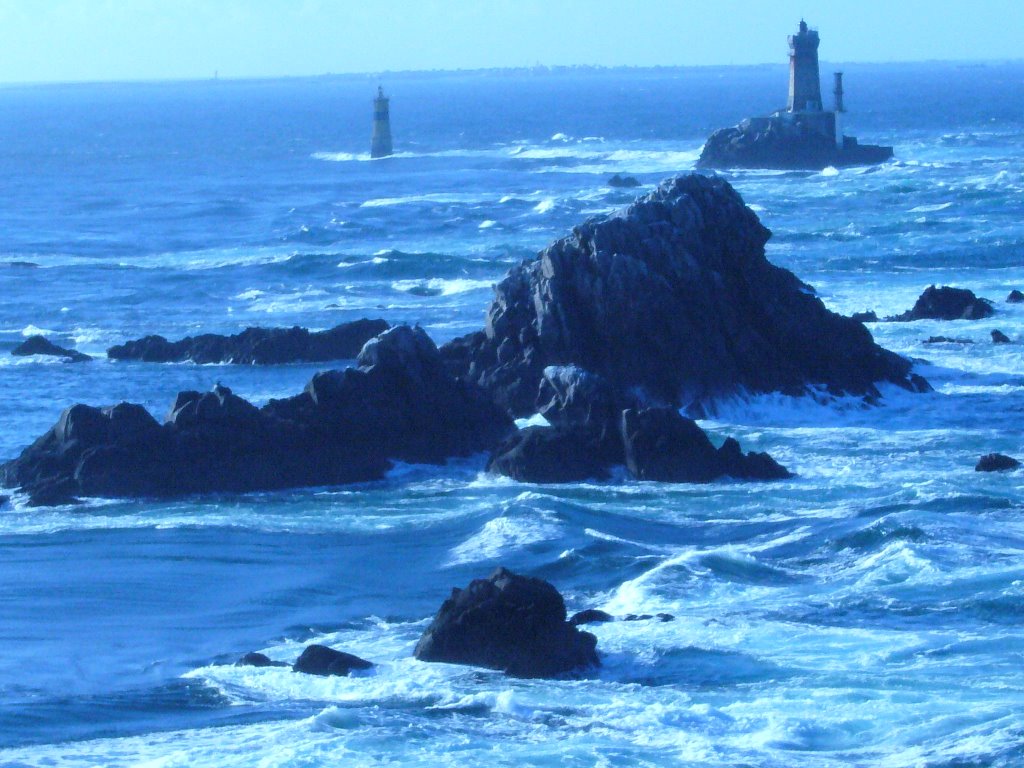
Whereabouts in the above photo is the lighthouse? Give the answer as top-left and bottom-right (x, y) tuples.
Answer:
(787, 19), (823, 112)
(370, 86), (393, 159)
(833, 72), (846, 148)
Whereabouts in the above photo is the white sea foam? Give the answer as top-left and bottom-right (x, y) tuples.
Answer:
(445, 513), (562, 566)
(391, 277), (492, 296)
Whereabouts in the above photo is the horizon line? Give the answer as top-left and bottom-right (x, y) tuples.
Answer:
(0, 57), (1020, 90)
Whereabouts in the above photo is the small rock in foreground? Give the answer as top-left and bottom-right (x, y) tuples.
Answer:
(414, 567), (599, 678)
(975, 454), (1021, 473)
(992, 330), (1011, 344)
(292, 645), (373, 677)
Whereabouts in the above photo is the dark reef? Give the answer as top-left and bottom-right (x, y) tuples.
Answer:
(107, 319), (389, 364)
(12, 335), (92, 363)
(2, 325), (513, 506)
(888, 286), (994, 322)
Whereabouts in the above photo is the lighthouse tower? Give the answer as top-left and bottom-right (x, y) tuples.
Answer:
(787, 20), (823, 112)
(370, 86), (393, 159)
(833, 71), (846, 148)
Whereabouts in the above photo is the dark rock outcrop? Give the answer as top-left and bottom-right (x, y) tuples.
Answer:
(414, 567), (599, 679)
(107, 319), (389, 364)
(237, 652), (288, 668)
(1006, 290), (1024, 304)
(2, 325), (514, 506)
(292, 645), (373, 677)
(486, 369), (791, 485)
(992, 330), (1011, 344)
(607, 174), (641, 188)
(697, 116), (893, 171)
(621, 407), (791, 483)
(851, 311), (878, 324)
(442, 175), (926, 418)
(889, 286), (994, 322)
(11, 335), (91, 363)
(486, 425), (618, 483)
(975, 453), (1020, 472)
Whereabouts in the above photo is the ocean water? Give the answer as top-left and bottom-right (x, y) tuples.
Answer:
(1, 62), (1024, 767)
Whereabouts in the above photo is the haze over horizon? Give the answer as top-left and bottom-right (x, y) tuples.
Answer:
(0, 0), (1020, 86)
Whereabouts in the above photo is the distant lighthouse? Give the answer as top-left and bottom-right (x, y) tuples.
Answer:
(371, 86), (393, 159)
(787, 19), (823, 112)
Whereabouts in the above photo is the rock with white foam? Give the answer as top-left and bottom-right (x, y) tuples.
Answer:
(414, 567), (599, 678)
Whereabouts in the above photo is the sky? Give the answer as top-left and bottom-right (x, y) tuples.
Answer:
(0, 0), (1020, 84)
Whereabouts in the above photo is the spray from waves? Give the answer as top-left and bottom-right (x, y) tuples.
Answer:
(390, 277), (494, 297)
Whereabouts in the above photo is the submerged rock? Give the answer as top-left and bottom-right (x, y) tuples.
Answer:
(2, 325), (514, 506)
(889, 286), (994, 322)
(414, 567), (599, 678)
(992, 330), (1011, 344)
(107, 319), (389, 364)
(236, 652), (288, 668)
(11, 335), (91, 363)
(442, 174), (926, 417)
(975, 453), (1020, 472)
(293, 645), (373, 676)
(924, 336), (973, 345)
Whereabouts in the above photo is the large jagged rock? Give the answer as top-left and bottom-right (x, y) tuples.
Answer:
(11, 335), (91, 363)
(441, 174), (927, 417)
(697, 116), (893, 171)
(107, 319), (389, 364)
(414, 567), (599, 679)
(2, 325), (514, 506)
(888, 286), (994, 322)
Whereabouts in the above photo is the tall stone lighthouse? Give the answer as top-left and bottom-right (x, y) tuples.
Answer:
(370, 86), (393, 159)
(787, 20), (823, 112)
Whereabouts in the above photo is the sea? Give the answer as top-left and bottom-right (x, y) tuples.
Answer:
(0, 61), (1023, 767)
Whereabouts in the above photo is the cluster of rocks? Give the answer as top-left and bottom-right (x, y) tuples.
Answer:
(3, 174), (933, 506)
(239, 568), (601, 680)
(3, 325), (513, 506)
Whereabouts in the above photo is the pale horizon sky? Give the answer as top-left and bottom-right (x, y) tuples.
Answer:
(0, 0), (1020, 85)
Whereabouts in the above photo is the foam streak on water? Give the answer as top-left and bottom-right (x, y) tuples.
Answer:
(1, 64), (1024, 766)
